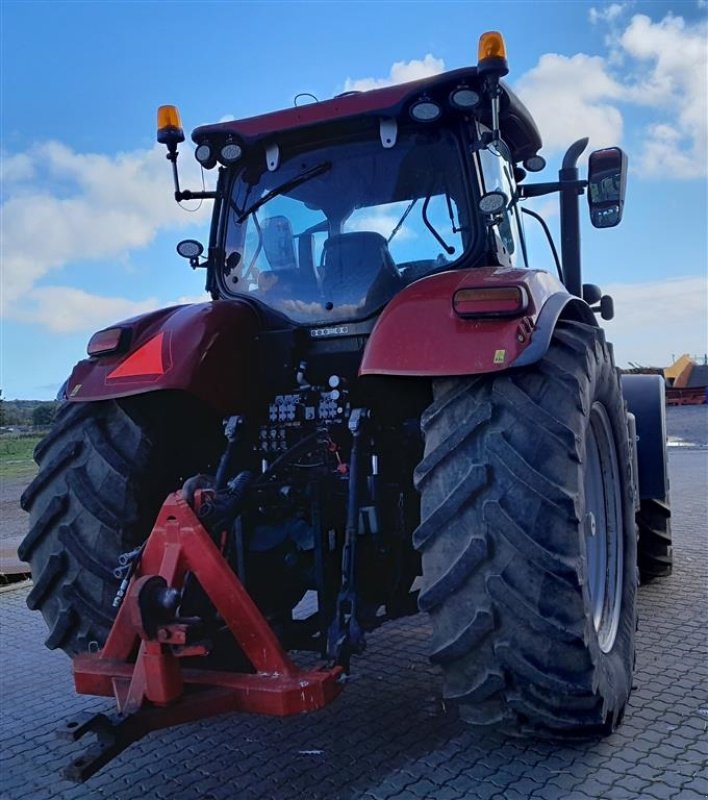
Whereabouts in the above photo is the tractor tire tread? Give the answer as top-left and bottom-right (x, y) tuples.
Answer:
(20, 396), (221, 656)
(415, 320), (636, 736)
(637, 498), (672, 580)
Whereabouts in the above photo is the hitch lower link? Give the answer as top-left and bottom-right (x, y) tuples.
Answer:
(61, 491), (343, 782)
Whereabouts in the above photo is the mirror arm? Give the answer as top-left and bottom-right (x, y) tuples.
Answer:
(166, 149), (220, 203)
(175, 189), (219, 201)
(519, 179), (586, 199)
(165, 149), (183, 199)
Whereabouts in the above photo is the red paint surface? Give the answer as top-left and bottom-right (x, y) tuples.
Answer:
(360, 267), (567, 377)
(192, 67), (478, 143)
(67, 300), (262, 415)
(75, 492), (343, 719)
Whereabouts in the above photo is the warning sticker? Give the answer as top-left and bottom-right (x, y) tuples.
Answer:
(493, 350), (506, 364)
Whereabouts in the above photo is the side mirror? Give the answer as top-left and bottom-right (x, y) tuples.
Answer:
(587, 147), (628, 228)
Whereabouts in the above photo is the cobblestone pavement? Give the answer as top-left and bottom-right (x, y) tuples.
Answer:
(1, 450), (706, 800)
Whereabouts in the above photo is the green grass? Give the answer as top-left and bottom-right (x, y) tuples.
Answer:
(0, 435), (41, 479)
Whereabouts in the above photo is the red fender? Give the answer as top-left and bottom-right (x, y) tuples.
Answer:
(359, 267), (595, 377)
(66, 300), (262, 415)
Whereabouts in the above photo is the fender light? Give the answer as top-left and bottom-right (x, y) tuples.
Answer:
(453, 286), (528, 318)
(87, 327), (129, 356)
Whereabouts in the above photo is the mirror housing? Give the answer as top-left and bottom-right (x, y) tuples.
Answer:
(587, 147), (628, 228)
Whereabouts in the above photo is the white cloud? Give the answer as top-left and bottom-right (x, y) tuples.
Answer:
(343, 54), (445, 93)
(11, 287), (161, 333)
(618, 13), (707, 176)
(589, 3), (627, 25)
(0, 151), (36, 183)
(0, 141), (210, 328)
(345, 204), (416, 241)
(8, 286), (211, 334)
(515, 53), (624, 152)
(515, 11), (707, 177)
(602, 276), (708, 367)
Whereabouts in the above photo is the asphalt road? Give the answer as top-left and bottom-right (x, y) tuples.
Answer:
(0, 445), (706, 800)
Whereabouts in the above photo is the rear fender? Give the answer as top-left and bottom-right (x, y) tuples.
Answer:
(65, 300), (262, 415)
(359, 267), (595, 377)
(620, 374), (669, 501)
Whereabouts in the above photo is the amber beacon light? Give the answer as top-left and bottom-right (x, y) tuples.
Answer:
(477, 31), (509, 78)
(157, 104), (185, 152)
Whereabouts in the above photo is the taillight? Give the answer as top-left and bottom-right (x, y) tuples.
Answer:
(87, 327), (127, 356)
(453, 286), (529, 318)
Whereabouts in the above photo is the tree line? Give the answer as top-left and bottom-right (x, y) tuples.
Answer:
(0, 395), (60, 428)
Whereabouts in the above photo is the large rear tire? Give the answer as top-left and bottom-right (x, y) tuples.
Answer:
(637, 497), (672, 580)
(414, 321), (637, 736)
(19, 394), (222, 656)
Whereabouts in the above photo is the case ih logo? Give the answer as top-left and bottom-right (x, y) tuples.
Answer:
(310, 326), (350, 338)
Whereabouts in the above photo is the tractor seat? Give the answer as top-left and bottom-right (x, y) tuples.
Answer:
(321, 232), (401, 310)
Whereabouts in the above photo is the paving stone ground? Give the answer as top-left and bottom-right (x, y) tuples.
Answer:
(1, 448), (706, 800)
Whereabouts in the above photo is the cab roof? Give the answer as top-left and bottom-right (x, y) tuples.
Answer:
(192, 67), (543, 165)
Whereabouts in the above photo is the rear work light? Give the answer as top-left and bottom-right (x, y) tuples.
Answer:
(453, 286), (529, 318)
(219, 141), (243, 165)
(87, 327), (128, 356)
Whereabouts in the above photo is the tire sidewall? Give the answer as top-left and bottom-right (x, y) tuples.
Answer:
(578, 342), (637, 725)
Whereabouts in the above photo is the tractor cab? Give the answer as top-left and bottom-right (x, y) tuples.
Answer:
(159, 33), (549, 327)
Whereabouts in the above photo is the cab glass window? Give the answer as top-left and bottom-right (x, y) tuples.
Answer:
(221, 128), (472, 324)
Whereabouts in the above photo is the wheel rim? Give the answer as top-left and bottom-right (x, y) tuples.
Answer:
(583, 402), (624, 653)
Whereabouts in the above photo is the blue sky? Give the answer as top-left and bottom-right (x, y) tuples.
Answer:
(1, 0), (706, 399)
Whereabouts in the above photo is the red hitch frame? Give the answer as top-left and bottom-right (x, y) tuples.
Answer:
(63, 492), (342, 781)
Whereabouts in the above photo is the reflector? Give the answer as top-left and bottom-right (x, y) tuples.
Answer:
(107, 333), (166, 379)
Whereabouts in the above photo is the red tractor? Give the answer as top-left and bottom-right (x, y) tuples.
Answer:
(21, 32), (672, 780)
